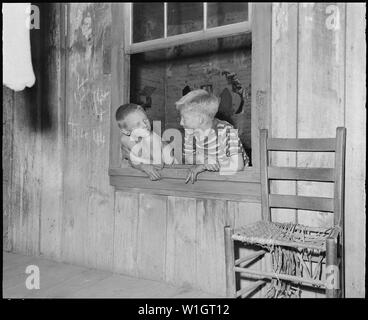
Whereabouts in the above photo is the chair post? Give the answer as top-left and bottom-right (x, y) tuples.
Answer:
(334, 127), (346, 297)
(326, 237), (339, 298)
(224, 226), (236, 298)
(338, 234), (344, 298)
(260, 129), (271, 221)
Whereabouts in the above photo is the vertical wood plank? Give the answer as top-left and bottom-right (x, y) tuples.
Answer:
(113, 191), (139, 276)
(61, 2), (87, 267)
(344, 2), (366, 298)
(297, 3), (346, 298)
(110, 3), (129, 169)
(3, 87), (14, 252)
(165, 196), (197, 288)
(297, 3), (345, 229)
(10, 16), (43, 256)
(196, 199), (228, 296)
(61, 3), (114, 271)
(270, 2), (298, 223)
(10, 93), (42, 256)
(251, 3), (272, 168)
(136, 194), (167, 281)
(39, 3), (64, 261)
(85, 3), (115, 271)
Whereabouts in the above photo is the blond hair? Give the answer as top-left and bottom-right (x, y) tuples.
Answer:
(175, 89), (219, 119)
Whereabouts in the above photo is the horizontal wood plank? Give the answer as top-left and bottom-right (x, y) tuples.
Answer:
(268, 167), (335, 182)
(267, 138), (336, 151)
(109, 167), (260, 183)
(110, 175), (261, 203)
(269, 194), (334, 212)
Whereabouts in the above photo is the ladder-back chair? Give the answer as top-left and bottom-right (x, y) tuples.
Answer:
(224, 127), (346, 298)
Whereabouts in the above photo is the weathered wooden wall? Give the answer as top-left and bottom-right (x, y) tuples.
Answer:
(270, 3), (366, 297)
(3, 3), (365, 297)
(3, 1), (56, 254)
(112, 192), (263, 297)
(3, 3), (116, 270)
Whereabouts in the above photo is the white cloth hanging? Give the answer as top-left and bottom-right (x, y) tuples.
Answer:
(2, 3), (36, 91)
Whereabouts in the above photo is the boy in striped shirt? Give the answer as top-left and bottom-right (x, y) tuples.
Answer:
(175, 89), (250, 183)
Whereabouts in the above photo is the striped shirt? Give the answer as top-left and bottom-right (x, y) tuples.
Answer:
(183, 118), (250, 166)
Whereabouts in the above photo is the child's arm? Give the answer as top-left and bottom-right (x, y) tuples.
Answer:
(129, 161), (161, 181)
(121, 137), (162, 180)
(219, 153), (245, 173)
(184, 126), (246, 182)
(219, 126), (246, 172)
(185, 153), (244, 183)
(183, 132), (196, 165)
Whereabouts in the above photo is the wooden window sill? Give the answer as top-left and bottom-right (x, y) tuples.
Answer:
(109, 165), (261, 202)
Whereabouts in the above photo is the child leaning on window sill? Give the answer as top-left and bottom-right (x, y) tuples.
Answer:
(116, 103), (175, 181)
(175, 89), (250, 184)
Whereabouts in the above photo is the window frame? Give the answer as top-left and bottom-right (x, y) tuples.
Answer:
(127, 2), (252, 54)
(109, 2), (271, 202)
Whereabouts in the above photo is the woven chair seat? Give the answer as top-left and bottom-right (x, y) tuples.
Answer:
(232, 220), (340, 251)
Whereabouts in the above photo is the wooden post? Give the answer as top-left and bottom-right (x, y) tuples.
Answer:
(251, 3), (272, 168)
(345, 3), (366, 297)
(224, 226), (236, 298)
(110, 3), (130, 169)
(326, 237), (339, 298)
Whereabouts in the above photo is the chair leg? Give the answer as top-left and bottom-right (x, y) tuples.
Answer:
(224, 226), (236, 298)
(326, 237), (339, 298)
(339, 233), (345, 298)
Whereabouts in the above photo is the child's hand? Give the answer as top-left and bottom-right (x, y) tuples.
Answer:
(185, 165), (206, 184)
(153, 162), (164, 170)
(141, 164), (161, 181)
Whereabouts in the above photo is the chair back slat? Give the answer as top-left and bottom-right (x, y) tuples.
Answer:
(269, 194), (334, 212)
(268, 167), (335, 182)
(267, 138), (336, 151)
(260, 127), (346, 227)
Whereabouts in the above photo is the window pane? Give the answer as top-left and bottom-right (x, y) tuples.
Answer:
(207, 3), (249, 28)
(167, 3), (203, 36)
(132, 3), (164, 43)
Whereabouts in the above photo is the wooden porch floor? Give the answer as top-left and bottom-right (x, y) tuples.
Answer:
(2, 252), (216, 298)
